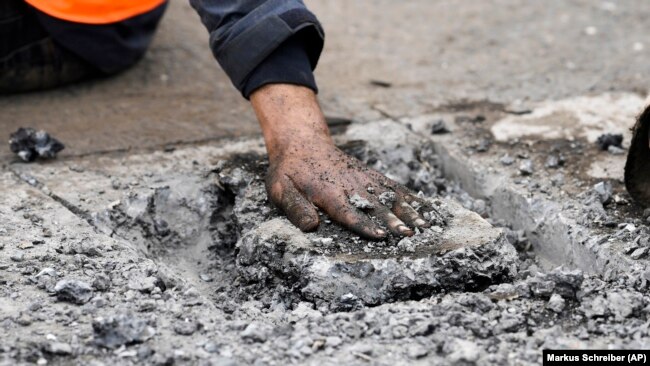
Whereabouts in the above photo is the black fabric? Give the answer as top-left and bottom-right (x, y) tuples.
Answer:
(0, 0), (99, 93)
(242, 31), (317, 98)
(3, 0), (323, 98)
(33, 2), (168, 74)
(0, 0), (47, 58)
(190, 0), (324, 96)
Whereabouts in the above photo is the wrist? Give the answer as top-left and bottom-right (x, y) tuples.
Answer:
(250, 84), (332, 159)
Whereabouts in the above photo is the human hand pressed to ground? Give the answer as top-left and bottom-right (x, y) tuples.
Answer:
(251, 84), (431, 240)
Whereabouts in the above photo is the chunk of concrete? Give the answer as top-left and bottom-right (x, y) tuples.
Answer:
(237, 199), (517, 309)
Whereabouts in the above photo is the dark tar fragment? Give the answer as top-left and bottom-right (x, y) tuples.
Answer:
(596, 133), (623, 151)
(9, 127), (65, 162)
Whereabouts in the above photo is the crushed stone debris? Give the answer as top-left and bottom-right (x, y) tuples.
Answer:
(9, 127), (65, 162)
(3, 120), (650, 365)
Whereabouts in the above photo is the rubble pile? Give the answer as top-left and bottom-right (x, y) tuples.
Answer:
(2, 121), (650, 365)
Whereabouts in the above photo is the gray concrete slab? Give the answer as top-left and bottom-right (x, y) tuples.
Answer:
(399, 92), (650, 275)
(4, 117), (650, 366)
(8, 120), (517, 311)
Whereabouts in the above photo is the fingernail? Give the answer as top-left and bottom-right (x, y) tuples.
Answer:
(414, 218), (427, 226)
(397, 225), (414, 235)
(376, 229), (386, 236)
(298, 217), (318, 231)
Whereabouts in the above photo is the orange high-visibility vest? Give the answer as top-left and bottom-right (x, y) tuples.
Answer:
(25, 0), (166, 25)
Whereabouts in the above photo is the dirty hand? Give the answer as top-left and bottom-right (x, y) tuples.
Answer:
(250, 84), (430, 240)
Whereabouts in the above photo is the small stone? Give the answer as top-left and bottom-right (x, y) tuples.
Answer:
(137, 345), (154, 360)
(446, 339), (481, 364)
(204, 342), (219, 353)
(127, 276), (159, 293)
(91, 296), (108, 308)
(500, 154), (515, 166)
(54, 279), (94, 304)
(18, 242), (34, 250)
(154, 219), (170, 236)
(630, 247), (648, 260)
(519, 160), (534, 176)
(9, 127), (65, 162)
(92, 274), (111, 291)
(137, 300), (156, 312)
(623, 223), (636, 232)
(43, 342), (72, 355)
(547, 293), (566, 313)
(472, 199), (487, 217)
(407, 344), (429, 359)
(593, 181), (613, 205)
(325, 336), (342, 348)
(10, 252), (25, 262)
(35, 267), (58, 291)
(211, 357), (237, 366)
(475, 138), (491, 152)
(14, 313), (32, 326)
(545, 155), (560, 169)
(397, 237), (416, 253)
(378, 191), (397, 207)
(199, 273), (213, 282)
(183, 287), (200, 299)
(349, 194), (374, 210)
(28, 301), (44, 312)
(174, 319), (198, 336)
(93, 315), (156, 349)
(431, 119), (451, 134)
(320, 238), (334, 246)
(111, 179), (122, 190)
(311, 237), (334, 247)
(613, 194), (628, 205)
(240, 323), (267, 343)
(550, 173), (565, 187)
(607, 145), (625, 155)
